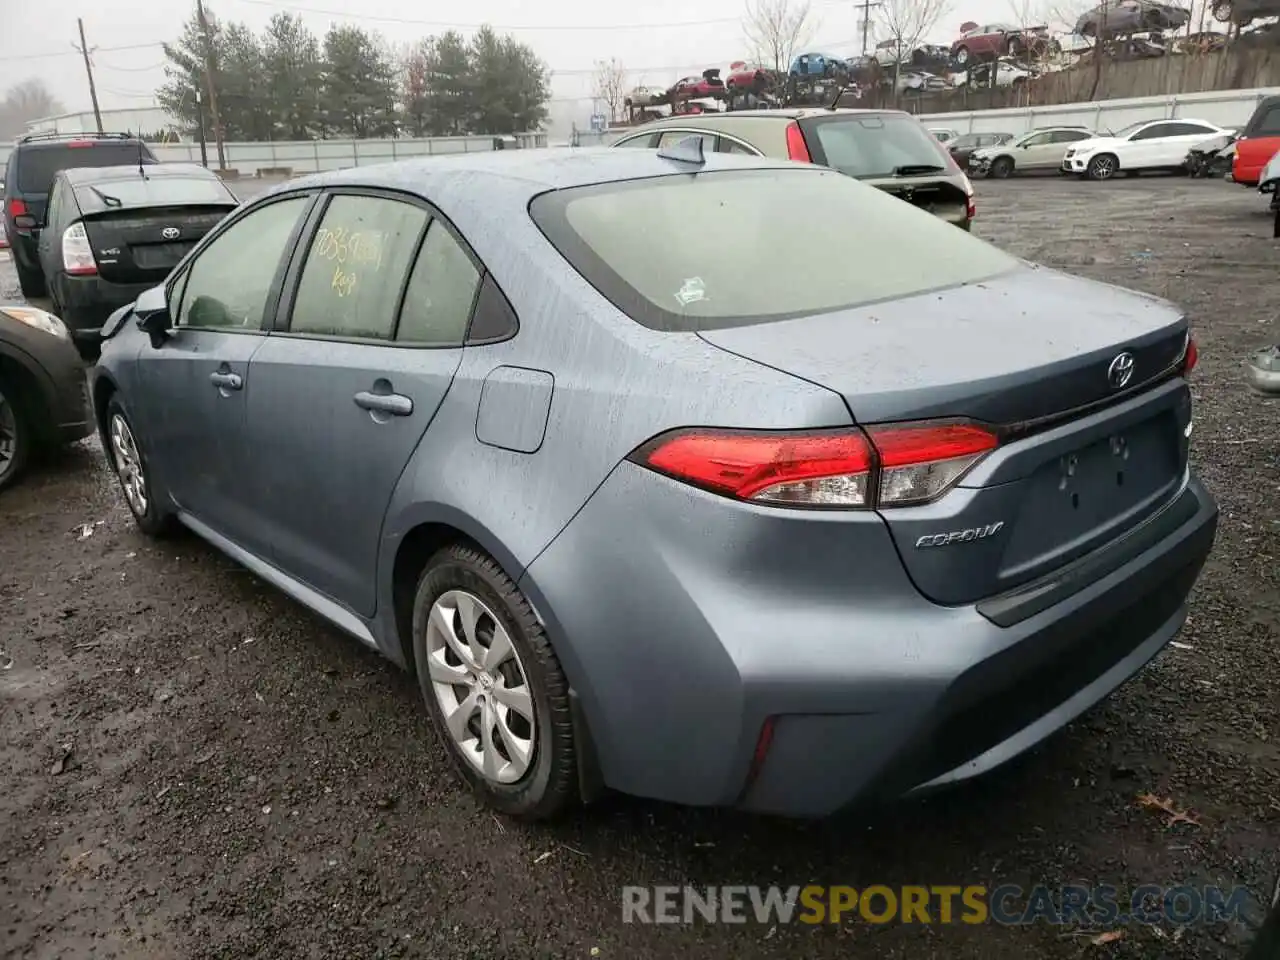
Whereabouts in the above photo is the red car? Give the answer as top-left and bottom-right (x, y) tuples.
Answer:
(1233, 93), (1280, 187)
(725, 61), (772, 94)
(951, 22), (1054, 65)
(668, 69), (725, 101)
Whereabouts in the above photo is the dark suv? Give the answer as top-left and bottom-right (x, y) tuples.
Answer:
(3, 132), (158, 299)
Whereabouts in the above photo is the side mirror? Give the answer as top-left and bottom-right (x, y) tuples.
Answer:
(133, 284), (173, 348)
(136, 307), (173, 347)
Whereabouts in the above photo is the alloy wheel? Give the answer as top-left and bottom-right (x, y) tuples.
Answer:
(0, 389), (17, 482)
(424, 589), (537, 784)
(109, 413), (149, 517)
(1090, 155), (1116, 180)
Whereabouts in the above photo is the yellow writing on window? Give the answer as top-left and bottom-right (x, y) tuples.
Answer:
(331, 265), (358, 297)
(314, 226), (384, 299)
(314, 227), (385, 269)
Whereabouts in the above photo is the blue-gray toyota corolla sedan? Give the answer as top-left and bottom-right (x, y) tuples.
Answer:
(91, 145), (1217, 820)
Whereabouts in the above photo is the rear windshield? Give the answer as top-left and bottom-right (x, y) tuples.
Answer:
(74, 175), (235, 211)
(799, 114), (955, 180)
(17, 143), (157, 193)
(529, 168), (1018, 332)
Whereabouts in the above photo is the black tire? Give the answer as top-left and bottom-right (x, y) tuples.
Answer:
(1086, 153), (1118, 180)
(990, 155), (1015, 179)
(103, 396), (177, 537)
(955, 45), (970, 66)
(15, 258), (47, 299)
(412, 543), (577, 820)
(0, 380), (33, 493)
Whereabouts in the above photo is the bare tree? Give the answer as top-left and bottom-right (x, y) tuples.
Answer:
(0, 78), (65, 138)
(743, 0), (819, 73)
(592, 58), (628, 123)
(877, 0), (952, 98)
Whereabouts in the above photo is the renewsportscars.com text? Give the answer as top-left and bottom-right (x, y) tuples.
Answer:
(621, 884), (1254, 926)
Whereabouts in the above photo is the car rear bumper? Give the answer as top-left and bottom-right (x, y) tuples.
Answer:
(521, 462), (1218, 818)
(56, 274), (152, 341)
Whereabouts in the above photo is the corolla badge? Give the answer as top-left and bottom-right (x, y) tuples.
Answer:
(161, 226), (181, 240)
(1107, 351), (1135, 390)
(915, 521), (1004, 549)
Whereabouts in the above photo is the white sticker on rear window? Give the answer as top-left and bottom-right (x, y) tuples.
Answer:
(675, 277), (707, 306)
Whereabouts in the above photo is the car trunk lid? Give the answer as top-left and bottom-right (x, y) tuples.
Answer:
(79, 205), (232, 285)
(697, 265), (1192, 604)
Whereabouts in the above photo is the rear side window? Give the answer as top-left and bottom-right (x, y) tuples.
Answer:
(1252, 104), (1280, 137)
(799, 114), (953, 179)
(530, 168), (1017, 332)
(396, 220), (481, 346)
(16, 142), (156, 193)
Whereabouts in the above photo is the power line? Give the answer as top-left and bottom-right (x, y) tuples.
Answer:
(225, 0), (848, 32)
(0, 41), (165, 63)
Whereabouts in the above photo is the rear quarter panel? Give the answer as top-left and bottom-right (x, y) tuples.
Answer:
(375, 195), (850, 656)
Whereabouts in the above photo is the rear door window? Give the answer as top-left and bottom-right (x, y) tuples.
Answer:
(614, 134), (658, 148)
(17, 142), (156, 193)
(798, 114), (952, 178)
(288, 194), (428, 341)
(1164, 122), (1217, 137)
(529, 167), (1017, 332)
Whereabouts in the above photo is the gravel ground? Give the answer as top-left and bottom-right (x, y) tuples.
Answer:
(1, 174), (1278, 960)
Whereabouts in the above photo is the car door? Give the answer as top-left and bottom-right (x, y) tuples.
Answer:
(1124, 121), (1177, 167)
(138, 192), (314, 556)
(244, 190), (483, 616)
(1050, 129), (1092, 163)
(1016, 131), (1057, 169)
(36, 177), (67, 283)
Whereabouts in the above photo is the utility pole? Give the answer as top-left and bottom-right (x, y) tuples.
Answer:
(196, 90), (208, 168)
(74, 19), (105, 134)
(856, 0), (883, 56)
(195, 0), (226, 170)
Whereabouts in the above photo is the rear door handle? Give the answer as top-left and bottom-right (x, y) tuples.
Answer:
(209, 371), (242, 390)
(354, 391), (413, 417)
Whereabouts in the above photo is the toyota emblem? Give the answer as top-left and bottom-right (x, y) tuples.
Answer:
(1107, 352), (1135, 390)
(161, 226), (180, 240)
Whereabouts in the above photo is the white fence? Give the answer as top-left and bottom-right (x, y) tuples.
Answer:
(0, 132), (547, 175)
(916, 87), (1280, 135)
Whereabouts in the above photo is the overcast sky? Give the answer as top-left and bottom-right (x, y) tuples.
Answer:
(1, 0), (1045, 135)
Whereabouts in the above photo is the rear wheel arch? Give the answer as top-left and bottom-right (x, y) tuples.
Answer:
(388, 512), (606, 805)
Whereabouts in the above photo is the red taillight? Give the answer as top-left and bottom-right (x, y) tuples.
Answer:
(785, 121), (811, 163)
(6, 197), (27, 217)
(67, 140), (95, 148)
(966, 194), (976, 219)
(1183, 335), (1198, 375)
(629, 421), (998, 509)
(743, 716), (776, 791)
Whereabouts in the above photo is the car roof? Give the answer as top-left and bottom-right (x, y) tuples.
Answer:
(60, 163), (215, 185)
(622, 107), (912, 131)
(271, 148), (807, 280)
(282, 147), (796, 197)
